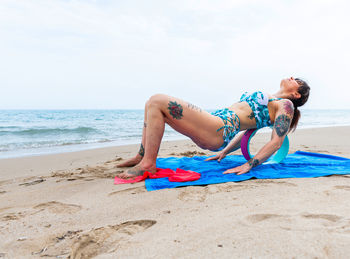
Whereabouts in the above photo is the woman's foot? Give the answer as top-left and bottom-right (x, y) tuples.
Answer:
(116, 155), (142, 168)
(117, 163), (156, 179)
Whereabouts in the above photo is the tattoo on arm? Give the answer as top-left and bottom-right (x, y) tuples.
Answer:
(283, 100), (294, 117)
(168, 101), (183, 119)
(138, 144), (145, 157)
(248, 158), (260, 167)
(187, 102), (202, 112)
(274, 114), (291, 137)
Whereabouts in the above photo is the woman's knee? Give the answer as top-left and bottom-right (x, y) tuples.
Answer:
(147, 94), (168, 109)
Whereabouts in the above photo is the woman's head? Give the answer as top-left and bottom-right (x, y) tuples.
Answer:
(280, 77), (309, 100)
(281, 77), (310, 132)
(292, 78), (310, 108)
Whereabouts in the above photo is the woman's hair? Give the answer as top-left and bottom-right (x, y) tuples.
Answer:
(289, 78), (310, 132)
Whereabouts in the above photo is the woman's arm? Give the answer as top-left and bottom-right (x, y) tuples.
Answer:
(222, 132), (244, 154)
(205, 132), (244, 162)
(224, 99), (294, 175)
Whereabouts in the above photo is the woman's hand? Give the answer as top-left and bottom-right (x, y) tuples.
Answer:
(223, 163), (252, 175)
(205, 152), (227, 162)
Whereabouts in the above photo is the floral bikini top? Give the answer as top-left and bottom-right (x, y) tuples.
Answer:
(240, 91), (282, 129)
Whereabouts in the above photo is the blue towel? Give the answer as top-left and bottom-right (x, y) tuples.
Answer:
(145, 151), (350, 191)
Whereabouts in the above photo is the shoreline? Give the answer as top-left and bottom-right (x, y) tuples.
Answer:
(1, 124), (350, 160)
(1, 126), (349, 181)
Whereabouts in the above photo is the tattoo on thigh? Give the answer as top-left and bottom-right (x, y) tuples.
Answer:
(248, 158), (259, 167)
(168, 101), (183, 119)
(187, 102), (202, 112)
(138, 144), (145, 157)
(274, 114), (291, 137)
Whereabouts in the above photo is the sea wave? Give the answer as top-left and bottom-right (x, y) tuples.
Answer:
(0, 126), (99, 136)
(0, 138), (114, 152)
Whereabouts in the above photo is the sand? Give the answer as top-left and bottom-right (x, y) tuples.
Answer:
(0, 126), (350, 258)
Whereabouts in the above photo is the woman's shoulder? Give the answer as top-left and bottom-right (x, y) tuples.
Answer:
(274, 99), (294, 116)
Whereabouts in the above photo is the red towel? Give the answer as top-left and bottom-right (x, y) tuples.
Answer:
(169, 168), (201, 182)
(114, 168), (200, 184)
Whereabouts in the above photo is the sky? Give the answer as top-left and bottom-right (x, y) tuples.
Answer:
(0, 0), (349, 110)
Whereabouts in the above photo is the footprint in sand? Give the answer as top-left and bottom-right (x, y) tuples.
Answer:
(207, 183), (250, 194)
(108, 186), (146, 196)
(36, 220), (156, 258)
(178, 186), (208, 202)
(246, 212), (349, 233)
(246, 214), (289, 224)
(300, 213), (350, 231)
(334, 185), (350, 191)
(301, 213), (341, 223)
(33, 230), (83, 258)
(83, 166), (120, 178)
(250, 179), (298, 187)
(69, 220), (157, 259)
(33, 201), (82, 214)
(1, 211), (26, 221)
(52, 166), (122, 181)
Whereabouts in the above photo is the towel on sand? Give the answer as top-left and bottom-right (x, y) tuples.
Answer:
(145, 151), (350, 191)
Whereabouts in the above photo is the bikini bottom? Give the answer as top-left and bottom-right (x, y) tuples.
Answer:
(211, 108), (241, 151)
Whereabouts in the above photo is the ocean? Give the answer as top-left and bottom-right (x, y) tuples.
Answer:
(0, 109), (349, 159)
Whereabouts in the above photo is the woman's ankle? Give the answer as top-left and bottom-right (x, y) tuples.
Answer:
(139, 159), (156, 170)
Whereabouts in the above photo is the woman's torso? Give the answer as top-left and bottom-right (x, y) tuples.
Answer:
(227, 91), (281, 131)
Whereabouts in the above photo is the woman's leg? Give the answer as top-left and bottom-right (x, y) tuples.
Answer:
(118, 94), (225, 178)
(117, 102), (148, 167)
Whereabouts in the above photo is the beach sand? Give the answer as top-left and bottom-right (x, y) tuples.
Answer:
(1, 126), (350, 258)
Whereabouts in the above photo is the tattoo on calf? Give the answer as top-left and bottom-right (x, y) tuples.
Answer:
(274, 114), (291, 137)
(187, 103), (202, 112)
(168, 101), (183, 119)
(248, 158), (260, 167)
(138, 144), (145, 157)
(144, 122), (147, 128)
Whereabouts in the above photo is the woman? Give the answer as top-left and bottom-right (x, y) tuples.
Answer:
(117, 77), (310, 178)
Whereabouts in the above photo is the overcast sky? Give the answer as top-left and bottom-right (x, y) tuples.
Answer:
(0, 0), (349, 109)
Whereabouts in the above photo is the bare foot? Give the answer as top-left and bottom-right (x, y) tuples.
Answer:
(117, 164), (156, 179)
(116, 155), (142, 168)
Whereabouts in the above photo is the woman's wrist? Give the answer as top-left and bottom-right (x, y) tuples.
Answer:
(221, 149), (228, 155)
(247, 158), (260, 168)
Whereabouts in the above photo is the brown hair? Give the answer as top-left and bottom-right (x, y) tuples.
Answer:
(289, 78), (310, 132)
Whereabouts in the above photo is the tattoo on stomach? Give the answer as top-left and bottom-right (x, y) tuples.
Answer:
(248, 112), (255, 120)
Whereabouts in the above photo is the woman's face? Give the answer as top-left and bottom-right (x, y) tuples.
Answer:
(280, 77), (301, 99)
